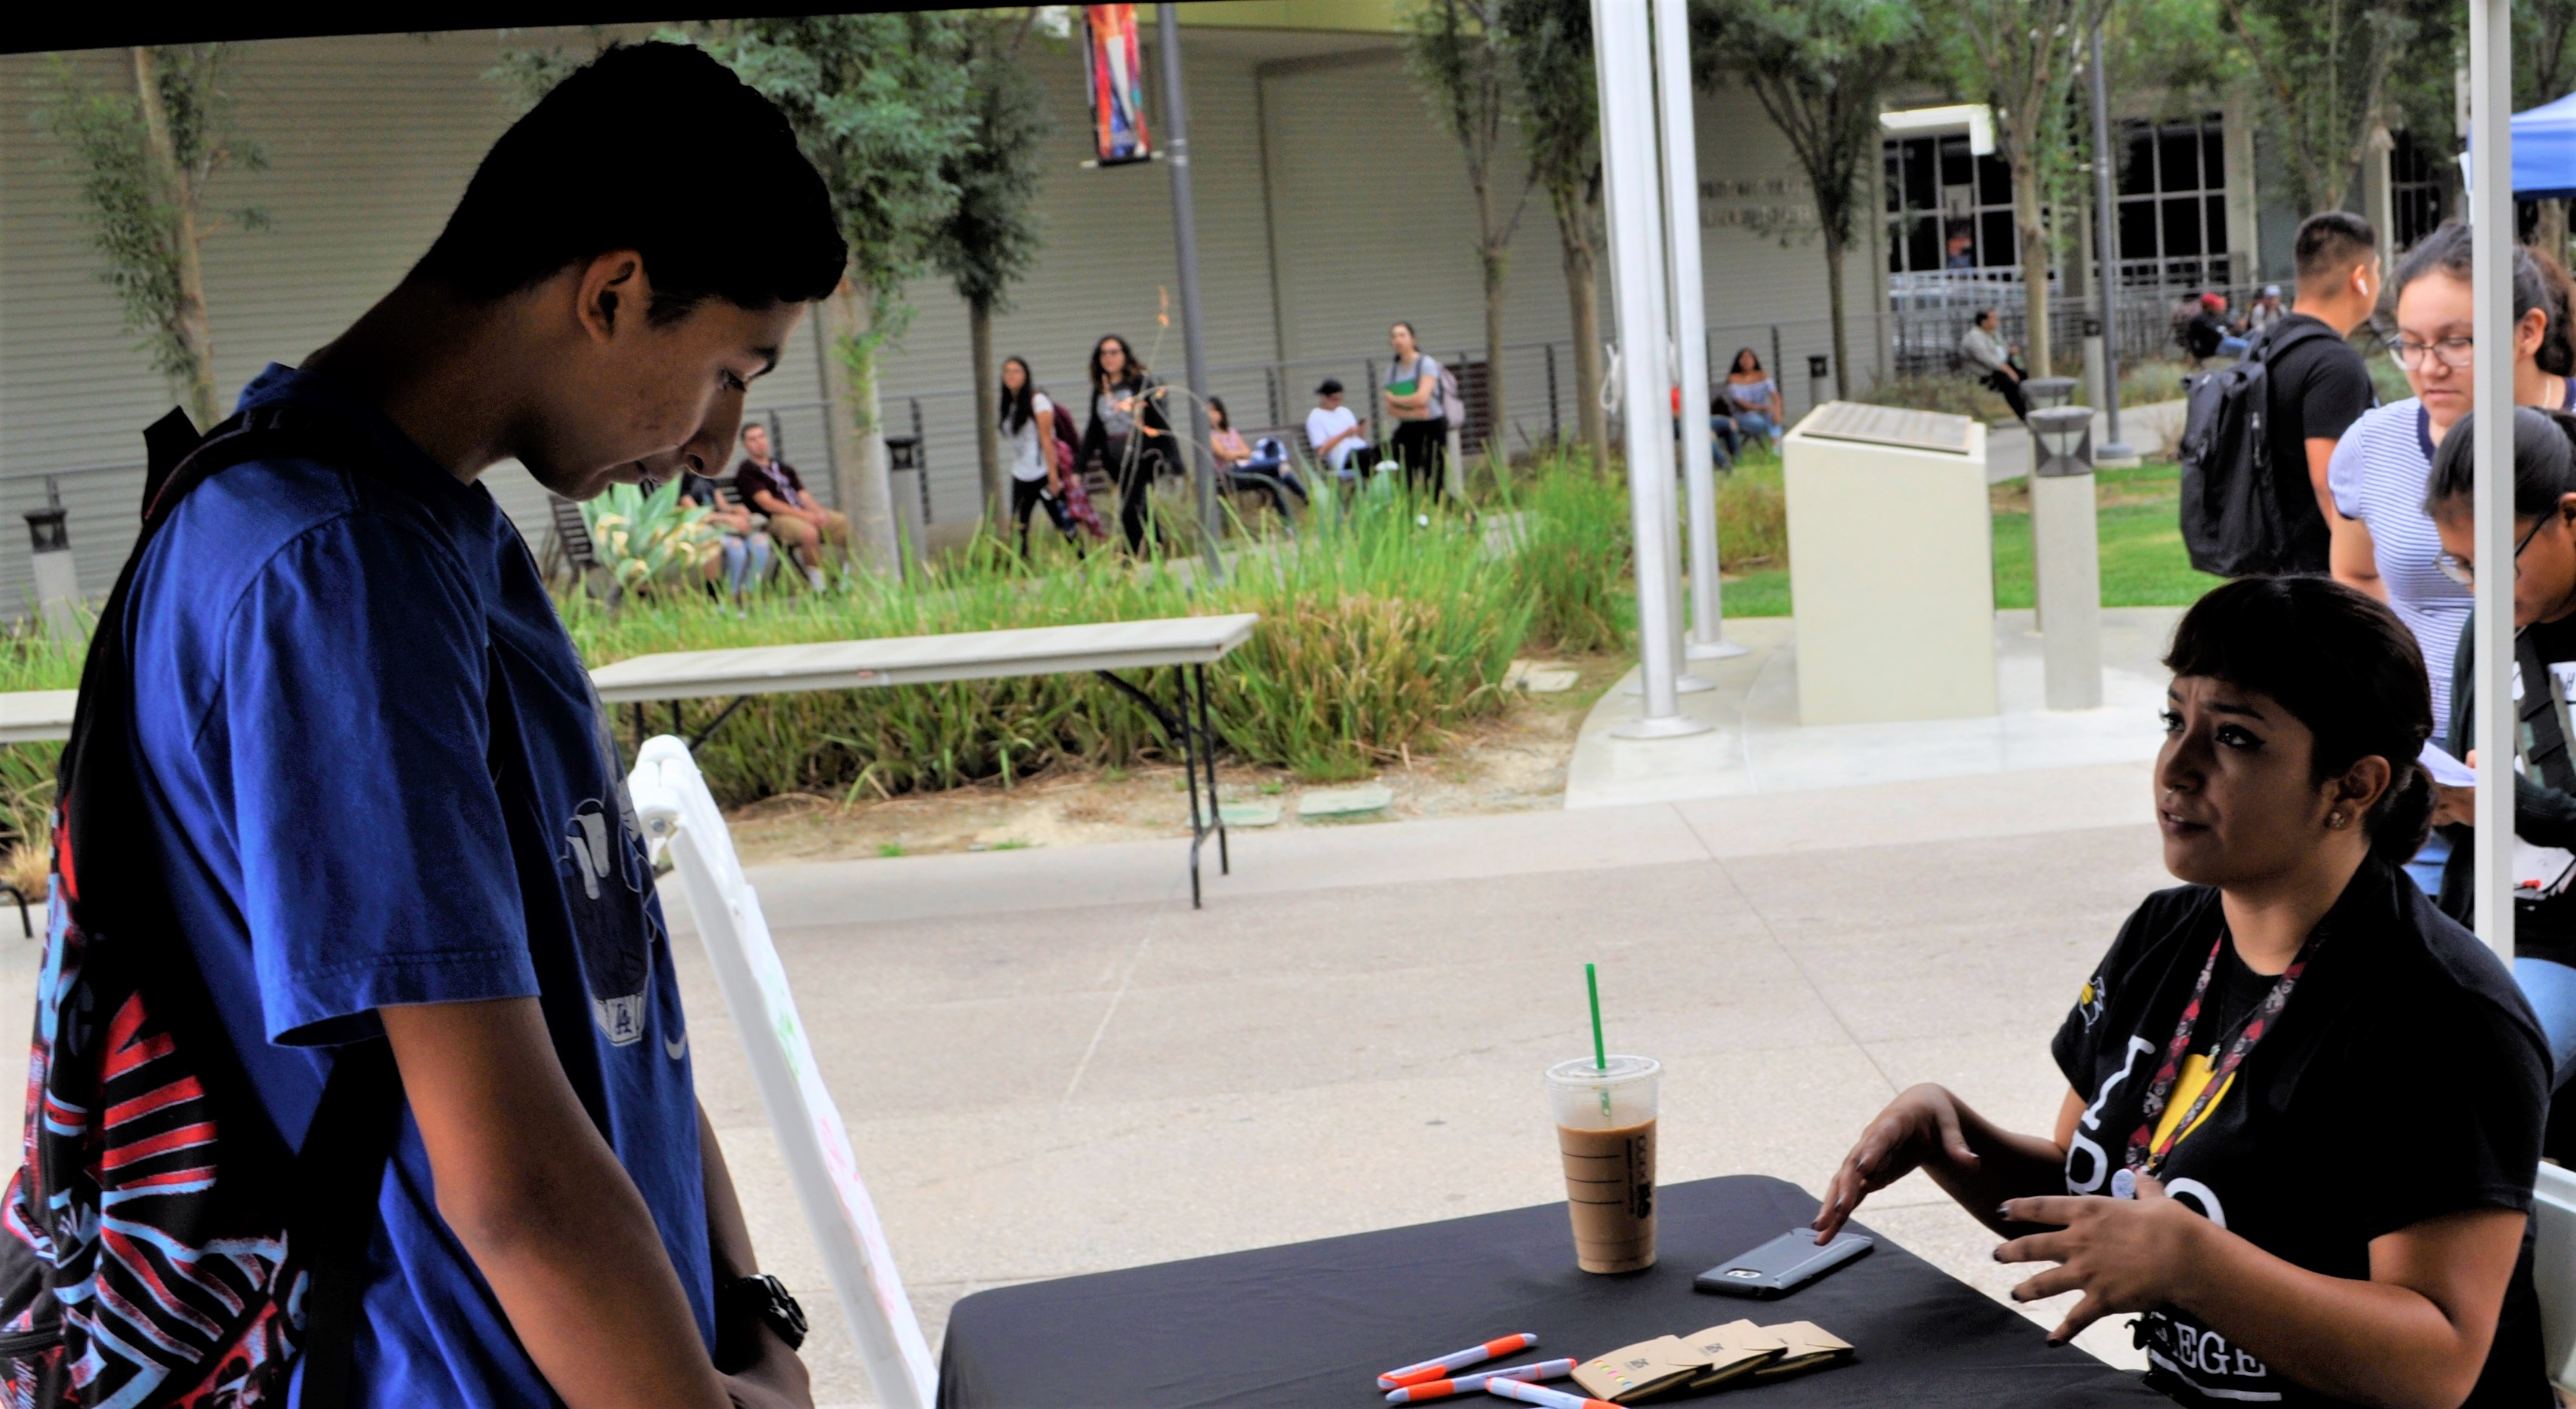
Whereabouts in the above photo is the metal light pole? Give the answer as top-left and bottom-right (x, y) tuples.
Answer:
(1155, 3), (1223, 577)
(1654, 0), (1744, 663)
(2471, 0), (2514, 966)
(2088, 23), (2135, 464)
(1596, 0), (1708, 739)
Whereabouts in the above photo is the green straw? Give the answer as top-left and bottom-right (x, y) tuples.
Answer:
(1587, 963), (1611, 1119)
(1586, 963), (1607, 1072)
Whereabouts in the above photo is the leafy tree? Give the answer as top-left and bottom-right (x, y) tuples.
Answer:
(1693, 0), (1919, 400)
(1499, 0), (1609, 470)
(41, 45), (266, 428)
(1927, 0), (2113, 380)
(928, 11), (1054, 527)
(700, 16), (976, 573)
(1406, 0), (1531, 458)
(2217, 0), (2448, 216)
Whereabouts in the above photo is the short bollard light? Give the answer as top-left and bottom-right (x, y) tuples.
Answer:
(2023, 377), (2079, 413)
(23, 477), (78, 641)
(2026, 406), (2102, 710)
(1805, 353), (1833, 414)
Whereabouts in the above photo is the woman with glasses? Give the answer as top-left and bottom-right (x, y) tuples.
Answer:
(2426, 406), (2576, 1091)
(2328, 224), (2576, 894)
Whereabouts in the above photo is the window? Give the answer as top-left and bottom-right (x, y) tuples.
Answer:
(2391, 130), (2448, 248)
(2113, 114), (2230, 284)
(1884, 134), (2020, 274)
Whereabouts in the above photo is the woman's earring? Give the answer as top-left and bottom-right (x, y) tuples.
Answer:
(2328, 811), (2348, 829)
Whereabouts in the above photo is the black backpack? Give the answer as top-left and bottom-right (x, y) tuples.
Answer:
(2176, 319), (2340, 577)
(0, 405), (401, 1409)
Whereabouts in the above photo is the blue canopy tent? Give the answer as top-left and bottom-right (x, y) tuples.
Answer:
(2513, 91), (2576, 197)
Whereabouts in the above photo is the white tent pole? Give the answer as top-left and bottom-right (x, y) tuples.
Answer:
(1654, 0), (1747, 663)
(1597, 0), (1710, 739)
(2471, 0), (2514, 966)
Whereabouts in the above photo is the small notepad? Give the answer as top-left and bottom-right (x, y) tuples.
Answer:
(1750, 1320), (1854, 1377)
(1679, 1320), (1787, 1389)
(1571, 1336), (1710, 1403)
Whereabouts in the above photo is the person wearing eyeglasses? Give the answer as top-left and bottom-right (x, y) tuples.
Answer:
(2426, 408), (2576, 1097)
(2328, 225), (2576, 897)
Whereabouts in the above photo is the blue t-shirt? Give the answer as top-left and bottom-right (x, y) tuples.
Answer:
(126, 365), (711, 1405)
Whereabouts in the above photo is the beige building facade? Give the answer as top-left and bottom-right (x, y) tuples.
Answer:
(0, 10), (1886, 601)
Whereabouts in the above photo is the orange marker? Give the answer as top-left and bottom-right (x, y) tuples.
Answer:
(1481, 1377), (1617, 1409)
(1379, 1334), (1540, 1389)
(1385, 1358), (1574, 1402)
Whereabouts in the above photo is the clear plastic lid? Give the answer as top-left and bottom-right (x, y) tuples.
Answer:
(1545, 1054), (1660, 1129)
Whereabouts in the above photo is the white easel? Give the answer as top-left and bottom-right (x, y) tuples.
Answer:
(627, 736), (938, 1409)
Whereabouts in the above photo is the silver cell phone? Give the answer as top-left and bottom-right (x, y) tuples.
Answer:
(1693, 1227), (1873, 1298)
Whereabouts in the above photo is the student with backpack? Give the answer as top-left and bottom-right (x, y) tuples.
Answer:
(1, 44), (846, 1409)
(1382, 321), (1451, 497)
(999, 354), (1080, 558)
(2177, 212), (2381, 577)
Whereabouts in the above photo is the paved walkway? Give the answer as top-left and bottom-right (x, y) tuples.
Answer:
(667, 760), (2167, 1404)
(1566, 608), (2184, 809)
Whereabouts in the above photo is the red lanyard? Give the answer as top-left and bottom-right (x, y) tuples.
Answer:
(2122, 924), (2322, 1179)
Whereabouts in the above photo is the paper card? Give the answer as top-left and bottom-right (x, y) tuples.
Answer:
(2421, 741), (2475, 788)
(1571, 1336), (1712, 1403)
(1751, 1320), (1854, 1377)
(1681, 1320), (1787, 1388)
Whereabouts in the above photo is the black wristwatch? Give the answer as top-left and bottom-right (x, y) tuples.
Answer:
(717, 1272), (808, 1353)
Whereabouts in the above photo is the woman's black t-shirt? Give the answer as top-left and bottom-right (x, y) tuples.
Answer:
(2052, 859), (2553, 1407)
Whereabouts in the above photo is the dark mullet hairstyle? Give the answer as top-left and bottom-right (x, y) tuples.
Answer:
(2163, 576), (2436, 864)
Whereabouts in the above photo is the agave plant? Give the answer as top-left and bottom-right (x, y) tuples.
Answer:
(581, 478), (723, 592)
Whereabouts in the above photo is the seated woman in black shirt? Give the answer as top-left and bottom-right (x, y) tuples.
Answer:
(1814, 576), (2551, 1408)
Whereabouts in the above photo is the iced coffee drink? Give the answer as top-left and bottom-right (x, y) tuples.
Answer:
(1546, 1054), (1660, 1273)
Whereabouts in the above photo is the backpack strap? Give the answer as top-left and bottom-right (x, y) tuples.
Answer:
(66, 405), (408, 1409)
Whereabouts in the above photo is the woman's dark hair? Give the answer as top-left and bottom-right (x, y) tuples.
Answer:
(998, 355), (1036, 435)
(1731, 347), (1763, 374)
(1208, 395), (1231, 429)
(2387, 223), (2576, 377)
(1090, 335), (1144, 391)
(411, 43), (845, 323)
(2164, 577), (2435, 863)
(2424, 405), (2576, 518)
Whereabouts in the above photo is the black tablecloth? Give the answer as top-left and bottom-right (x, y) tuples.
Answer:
(938, 1174), (2169, 1407)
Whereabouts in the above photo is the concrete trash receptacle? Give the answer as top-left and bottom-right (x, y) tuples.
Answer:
(1783, 402), (1996, 726)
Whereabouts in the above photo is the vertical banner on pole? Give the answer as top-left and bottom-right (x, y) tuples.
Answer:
(629, 739), (940, 1409)
(1653, 0), (1745, 663)
(1084, 5), (1152, 165)
(2470, 0), (2516, 968)
(1597, 0), (1711, 740)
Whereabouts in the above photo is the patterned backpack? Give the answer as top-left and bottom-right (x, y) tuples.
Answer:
(0, 406), (402, 1408)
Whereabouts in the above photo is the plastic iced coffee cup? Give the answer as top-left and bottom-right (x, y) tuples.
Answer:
(1546, 1054), (1660, 1273)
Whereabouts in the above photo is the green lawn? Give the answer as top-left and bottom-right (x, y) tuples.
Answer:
(1719, 460), (2221, 617)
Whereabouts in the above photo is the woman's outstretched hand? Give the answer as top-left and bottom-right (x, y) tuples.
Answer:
(1996, 1173), (2204, 1345)
(1812, 1084), (1984, 1244)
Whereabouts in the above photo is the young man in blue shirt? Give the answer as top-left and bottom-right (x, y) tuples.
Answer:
(122, 43), (845, 1407)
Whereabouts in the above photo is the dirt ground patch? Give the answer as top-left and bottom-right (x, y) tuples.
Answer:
(723, 653), (1627, 866)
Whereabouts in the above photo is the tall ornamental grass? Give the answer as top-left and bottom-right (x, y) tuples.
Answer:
(0, 458), (1633, 848)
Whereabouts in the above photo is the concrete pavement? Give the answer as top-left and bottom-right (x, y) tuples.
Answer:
(672, 759), (2168, 1404)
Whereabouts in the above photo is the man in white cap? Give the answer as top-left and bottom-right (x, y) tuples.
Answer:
(2242, 284), (2288, 335)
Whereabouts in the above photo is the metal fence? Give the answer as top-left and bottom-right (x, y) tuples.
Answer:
(1888, 260), (2266, 379)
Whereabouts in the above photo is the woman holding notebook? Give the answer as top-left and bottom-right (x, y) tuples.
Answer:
(1813, 576), (2551, 1408)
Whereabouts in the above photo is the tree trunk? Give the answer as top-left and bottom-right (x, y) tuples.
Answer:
(823, 283), (900, 575)
(968, 294), (1005, 528)
(132, 47), (217, 429)
(1560, 204), (1609, 473)
(2544, 200), (2572, 269)
(2013, 144), (2052, 383)
(1483, 245), (1508, 473)
(1823, 225), (1849, 404)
